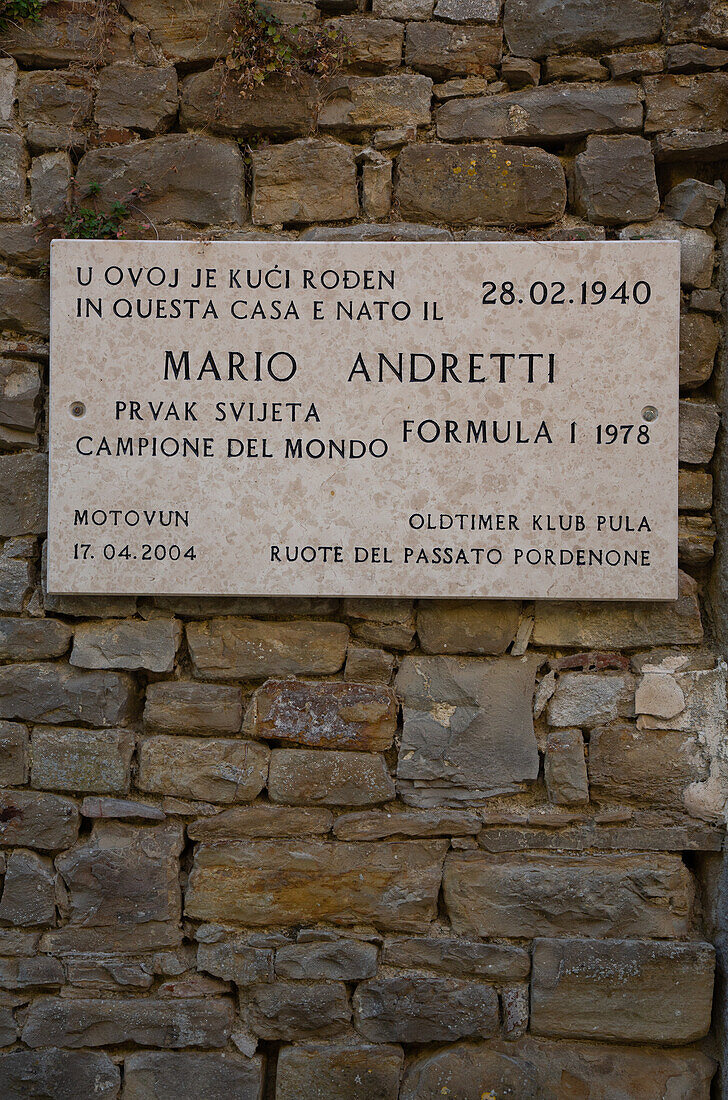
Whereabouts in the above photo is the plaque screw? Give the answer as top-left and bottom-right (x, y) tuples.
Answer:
(70, 401), (86, 418)
(641, 405), (658, 422)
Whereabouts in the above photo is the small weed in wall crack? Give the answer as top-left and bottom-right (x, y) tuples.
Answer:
(225, 0), (349, 96)
(0, 0), (43, 29)
(38, 182), (153, 240)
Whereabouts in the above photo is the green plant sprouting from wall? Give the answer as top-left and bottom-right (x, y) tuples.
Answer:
(225, 0), (349, 96)
(0, 0), (44, 30)
(38, 182), (152, 240)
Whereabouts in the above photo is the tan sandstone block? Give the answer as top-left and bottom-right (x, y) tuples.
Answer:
(186, 839), (447, 929)
(187, 619), (348, 680)
(252, 140), (358, 226)
(268, 749), (395, 806)
(397, 142), (566, 226)
(138, 736), (269, 803)
(531, 938), (715, 1044)
(443, 851), (694, 937)
(532, 569), (702, 647)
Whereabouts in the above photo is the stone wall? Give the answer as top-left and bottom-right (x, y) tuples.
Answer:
(0, 0), (727, 1096)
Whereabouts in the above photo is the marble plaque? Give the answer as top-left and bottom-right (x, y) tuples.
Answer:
(48, 239), (679, 598)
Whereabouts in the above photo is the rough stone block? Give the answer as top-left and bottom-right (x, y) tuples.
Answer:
(275, 939), (378, 980)
(326, 16), (404, 70)
(302, 222), (452, 240)
(244, 981), (350, 1039)
(0, 134), (25, 220)
(144, 681), (242, 734)
(443, 851), (693, 937)
(71, 617), (180, 673)
(397, 142), (566, 226)
(680, 468), (713, 510)
(665, 178), (725, 226)
(0, 58), (17, 123)
(186, 839), (447, 929)
(434, 0), (500, 16)
(0, 359), (41, 434)
(56, 821), (183, 930)
(399, 1039), (716, 1100)
(0, 1), (132, 66)
(138, 736), (269, 803)
(344, 646), (395, 682)
(405, 23), (502, 77)
(666, 0), (728, 45)
(269, 749), (394, 806)
(0, 618), (70, 661)
(543, 54), (609, 80)
(645, 73), (728, 133)
(123, 1052), (263, 1100)
(80, 797), (165, 822)
(532, 569), (703, 646)
(187, 618), (348, 679)
(437, 84), (642, 141)
(689, 284), (720, 312)
(0, 662), (137, 726)
(0, 955), (64, 988)
(43, 592), (137, 618)
(589, 721), (706, 809)
(0, 277), (49, 336)
(123, 0), (235, 59)
(76, 135), (244, 226)
(180, 71), (317, 137)
(395, 656), (540, 804)
(0, 454), (47, 536)
(362, 151), (393, 220)
(547, 672), (635, 727)
(319, 74), (432, 131)
(95, 63), (178, 133)
(0, 1049), (120, 1100)
(372, 0), (434, 16)
(680, 399), (721, 462)
(417, 600), (520, 654)
(680, 312), (720, 388)
(603, 48), (663, 78)
(31, 726), (134, 795)
(188, 803), (333, 840)
(252, 139), (357, 226)
(0, 789), (78, 850)
(433, 74), (494, 97)
(17, 70), (92, 150)
(0, 722), (27, 786)
(0, 559), (33, 615)
(667, 40), (728, 67)
(198, 939), (274, 985)
(531, 938), (715, 1044)
(544, 728), (589, 804)
(353, 976), (499, 1042)
(343, 598), (415, 649)
(575, 135), (659, 224)
(0, 225), (49, 275)
(502, 55), (541, 85)
(40, 920), (182, 957)
(332, 808), (479, 840)
(276, 1042), (403, 1100)
(22, 996), (233, 1049)
(381, 937), (529, 979)
(504, 0), (661, 57)
(0, 849), (55, 926)
(29, 151), (71, 220)
(618, 218), (715, 288)
(247, 679), (396, 751)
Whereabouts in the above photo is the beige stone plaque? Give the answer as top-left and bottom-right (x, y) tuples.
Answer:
(48, 239), (679, 598)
